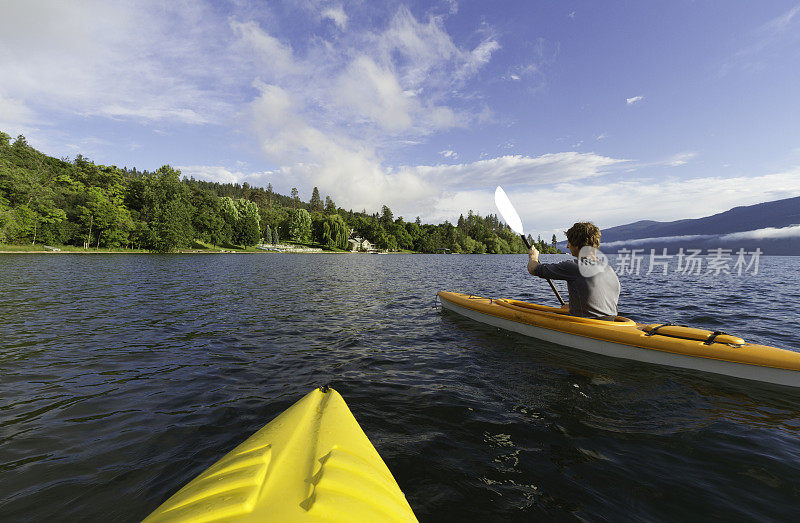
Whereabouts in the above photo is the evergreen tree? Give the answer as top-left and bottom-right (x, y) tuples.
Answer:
(239, 214), (261, 246)
(324, 195), (336, 213)
(291, 187), (299, 209)
(310, 187), (321, 211)
(263, 224), (272, 244)
(380, 205), (393, 226)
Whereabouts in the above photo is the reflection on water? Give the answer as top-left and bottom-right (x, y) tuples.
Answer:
(0, 253), (798, 521)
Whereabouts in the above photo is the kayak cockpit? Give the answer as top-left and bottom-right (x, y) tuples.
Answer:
(495, 298), (637, 326)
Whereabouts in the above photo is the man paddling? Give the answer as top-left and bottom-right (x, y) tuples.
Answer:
(527, 222), (620, 319)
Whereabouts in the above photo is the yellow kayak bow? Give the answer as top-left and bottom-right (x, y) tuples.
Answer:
(145, 387), (417, 522)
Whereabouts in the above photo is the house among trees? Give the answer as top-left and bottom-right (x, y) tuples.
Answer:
(348, 235), (375, 252)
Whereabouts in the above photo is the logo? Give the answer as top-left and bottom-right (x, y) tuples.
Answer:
(577, 246), (609, 277)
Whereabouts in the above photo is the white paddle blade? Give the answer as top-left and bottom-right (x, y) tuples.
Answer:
(494, 186), (524, 235)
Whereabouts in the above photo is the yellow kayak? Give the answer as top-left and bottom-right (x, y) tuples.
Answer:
(438, 291), (800, 388)
(145, 387), (418, 522)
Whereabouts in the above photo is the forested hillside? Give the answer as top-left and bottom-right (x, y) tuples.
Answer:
(0, 132), (559, 254)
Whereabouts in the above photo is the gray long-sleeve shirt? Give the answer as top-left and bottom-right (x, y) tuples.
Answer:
(533, 259), (620, 319)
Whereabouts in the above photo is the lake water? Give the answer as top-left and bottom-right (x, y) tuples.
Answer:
(1, 253), (798, 521)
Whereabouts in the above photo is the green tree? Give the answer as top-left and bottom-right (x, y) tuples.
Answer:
(127, 165), (194, 252)
(189, 186), (224, 245)
(379, 205), (393, 227)
(310, 186), (322, 212)
(321, 221), (334, 249)
(485, 234), (511, 254)
(219, 196), (239, 244)
(393, 224), (413, 250)
(263, 224), (272, 244)
(234, 198), (261, 246)
(326, 214), (349, 250)
(0, 134), (67, 244)
(150, 199), (192, 252)
(77, 186), (133, 247)
(324, 195), (336, 213)
(291, 187), (299, 209)
(239, 215), (261, 245)
(287, 208), (311, 242)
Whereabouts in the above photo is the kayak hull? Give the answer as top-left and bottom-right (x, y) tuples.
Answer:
(145, 387), (417, 523)
(439, 291), (800, 388)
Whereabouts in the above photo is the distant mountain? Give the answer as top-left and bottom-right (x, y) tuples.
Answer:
(602, 196), (800, 241)
(586, 196), (800, 255)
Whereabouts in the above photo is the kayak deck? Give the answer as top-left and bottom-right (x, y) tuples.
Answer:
(438, 291), (800, 388)
(145, 387), (417, 523)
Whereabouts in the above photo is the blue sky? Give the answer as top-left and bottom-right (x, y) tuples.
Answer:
(1, 1), (800, 238)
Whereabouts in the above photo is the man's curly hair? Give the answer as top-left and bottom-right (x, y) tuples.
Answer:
(565, 222), (601, 249)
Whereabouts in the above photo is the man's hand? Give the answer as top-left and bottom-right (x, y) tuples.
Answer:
(527, 244), (540, 275)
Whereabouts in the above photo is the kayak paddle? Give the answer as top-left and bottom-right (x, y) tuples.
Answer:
(494, 186), (566, 306)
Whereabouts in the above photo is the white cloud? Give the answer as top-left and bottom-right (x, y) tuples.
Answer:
(722, 224), (800, 241)
(600, 224), (800, 248)
(602, 235), (716, 248)
(723, 4), (800, 74)
(505, 38), (554, 86)
(0, 1), (235, 126)
(247, 81), (437, 213)
(761, 4), (800, 35)
(228, 5), (506, 215)
(372, 7), (498, 89)
(664, 151), (697, 166)
(2, 2), (504, 213)
(405, 152), (626, 190)
(458, 39), (501, 80)
(444, 0), (459, 15)
(322, 6), (348, 29)
(440, 149), (459, 159)
(0, 93), (36, 133)
(230, 20), (298, 78)
(626, 95), (644, 105)
(497, 168), (800, 236)
(332, 55), (458, 134)
(177, 165), (274, 185)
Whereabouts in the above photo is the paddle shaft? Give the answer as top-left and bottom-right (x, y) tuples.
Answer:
(521, 234), (566, 306)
